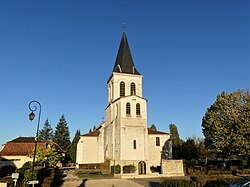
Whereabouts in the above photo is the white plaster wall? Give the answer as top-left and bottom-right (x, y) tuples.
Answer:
(1, 156), (32, 168)
(76, 137), (84, 164)
(77, 136), (100, 164)
(120, 126), (147, 161)
(148, 134), (171, 167)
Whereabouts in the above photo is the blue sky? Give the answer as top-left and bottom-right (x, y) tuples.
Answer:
(0, 0), (249, 146)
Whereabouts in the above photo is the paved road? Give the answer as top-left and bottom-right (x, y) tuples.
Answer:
(60, 173), (147, 187)
(62, 178), (146, 187)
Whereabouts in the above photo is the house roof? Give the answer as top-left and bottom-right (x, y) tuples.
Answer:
(7, 137), (44, 143)
(148, 128), (169, 135)
(80, 128), (168, 137)
(1, 137), (47, 156)
(81, 130), (100, 137)
(112, 32), (140, 75)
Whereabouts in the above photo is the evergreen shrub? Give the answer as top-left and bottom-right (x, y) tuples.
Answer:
(111, 164), (121, 174)
(160, 179), (195, 187)
(123, 165), (136, 173)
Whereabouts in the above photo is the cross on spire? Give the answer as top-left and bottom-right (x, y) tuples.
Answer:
(122, 22), (126, 32)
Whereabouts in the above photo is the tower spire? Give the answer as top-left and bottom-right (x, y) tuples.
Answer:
(112, 32), (140, 75)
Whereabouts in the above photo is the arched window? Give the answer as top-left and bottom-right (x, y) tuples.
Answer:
(133, 140), (136, 149)
(136, 103), (141, 116)
(130, 82), (136, 95)
(120, 81), (125, 97)
(126, 102), (131, 115)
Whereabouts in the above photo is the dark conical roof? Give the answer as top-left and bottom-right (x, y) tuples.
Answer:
(112, 32), (140, 75)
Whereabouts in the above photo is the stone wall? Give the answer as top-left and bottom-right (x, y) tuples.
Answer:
(161, 160), (184, 176)
(148, 135), (171, 167)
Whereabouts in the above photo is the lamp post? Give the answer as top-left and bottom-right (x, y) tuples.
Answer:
(28, 100), (41, 181)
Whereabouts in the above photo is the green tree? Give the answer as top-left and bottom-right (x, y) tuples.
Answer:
(181, 138), (199, 160)
(169, 124), (183, 159)
(53, 115), (71, 153)
(69, 129), (80, 162)
(202, 89), (250, 158)
(29, 148), (62, 167)
(169, 124), (180, 146)
(38, 118), (53, 141)
(149, 124), (157, 131)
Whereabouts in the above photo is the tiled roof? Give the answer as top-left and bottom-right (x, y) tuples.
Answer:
(148, 128), (169, 135)
(112, 32), (140, 75)
(81, 130), (100, 137)
(7, 137), (44, 143)
(0, 142), (46, 156)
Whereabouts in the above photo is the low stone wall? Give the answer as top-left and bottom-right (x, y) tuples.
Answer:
(161, 160), (184, 176)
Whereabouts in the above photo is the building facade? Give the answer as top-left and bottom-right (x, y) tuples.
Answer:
(76, 32), (171, 174)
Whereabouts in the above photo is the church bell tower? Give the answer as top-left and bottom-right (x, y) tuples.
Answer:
(105, 32), (148, 163)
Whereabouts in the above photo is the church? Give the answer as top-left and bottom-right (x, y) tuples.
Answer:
(76, 32), (172, 175)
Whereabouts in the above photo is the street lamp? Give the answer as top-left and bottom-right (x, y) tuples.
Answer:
(28, 100), (41, 181)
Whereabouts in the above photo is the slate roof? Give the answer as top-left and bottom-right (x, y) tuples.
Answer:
(0, 137), (47, 156)
(112, 32), (140, 75)
(148, 128), (169, 135)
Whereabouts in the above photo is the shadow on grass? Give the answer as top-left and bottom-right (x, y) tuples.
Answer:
(149, 181), (161, 187)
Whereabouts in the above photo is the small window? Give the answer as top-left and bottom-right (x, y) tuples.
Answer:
(133, 140), (136, 149)
(130, 82), (136, 95)
(156, 137), (160, 146)
(126, 102), (131, 115)
(136, 103), (141, 116)
(120, 81), (125, 97)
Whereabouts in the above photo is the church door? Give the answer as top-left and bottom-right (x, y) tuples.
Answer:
(138, 161), (146, 174)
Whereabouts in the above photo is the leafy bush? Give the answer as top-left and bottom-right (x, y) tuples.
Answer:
(150, 166), (160, 173)
(29, 148), (62, 167)
(123, 165), (136, 173)
(160, 179), (195, 187)
(203, 177), (240, 187)
(207, 170), (231, 175)
(23, 166), (43, 186)
(236, 169), (250, 175)
(17, 162), (43, 187)
(203, 180), (230, 187)
(192, 175), (208, 186)
(111, 164), (121, 174)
